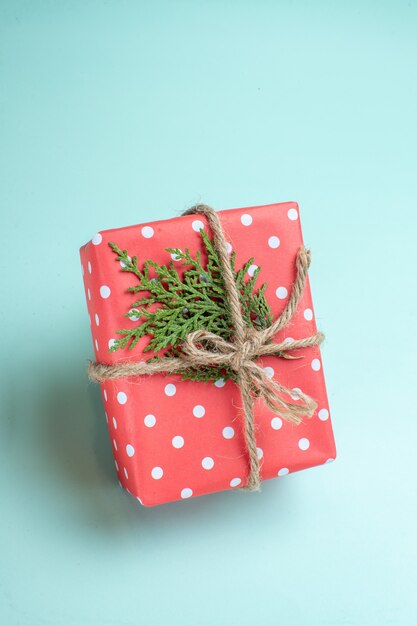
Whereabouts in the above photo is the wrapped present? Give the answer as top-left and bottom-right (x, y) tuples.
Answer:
(80, 202), (336, 506)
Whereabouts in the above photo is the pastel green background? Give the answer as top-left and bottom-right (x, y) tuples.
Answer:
(1, 1), (416, 625)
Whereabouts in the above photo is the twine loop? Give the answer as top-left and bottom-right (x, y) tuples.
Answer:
(88, 204), (324, 491)
(182, 327), (263, 372)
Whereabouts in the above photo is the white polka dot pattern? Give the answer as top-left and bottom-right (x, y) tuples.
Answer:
(100, 285), (111, 299)
(304, 308), (313, 321)
(276, 286), (288, 299)
(318, 408), (329, 421)
(117, 392), (127, 405)
(193, 405), (205, 418)
(201, 457), (214, 470)
(222, 426), (234, 439)
(192, 220), (204, 232)
(144, 414), (156, 427)
(271, 417), (283, 430)
(268, 236), (280, 248)
(290, 387), (302, 400)
(128, 308), (140, 321)
(164, 384), (176, 396)
(240, 213), (252, 226)
(126, 444), (135, 457)
(151, 466), (163, 479)
(141, 226), (154, 238)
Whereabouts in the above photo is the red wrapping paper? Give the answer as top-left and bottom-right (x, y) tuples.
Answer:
(80, 202), (336, 506)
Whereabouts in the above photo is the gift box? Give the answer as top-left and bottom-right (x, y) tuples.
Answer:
(80, 201), (336, 506)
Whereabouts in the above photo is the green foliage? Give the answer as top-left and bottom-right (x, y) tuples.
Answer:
(108, 229), (272, 382)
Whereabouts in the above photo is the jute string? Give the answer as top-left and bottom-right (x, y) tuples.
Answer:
(88, 205), (324, 490)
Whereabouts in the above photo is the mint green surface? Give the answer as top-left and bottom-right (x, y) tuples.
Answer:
(1, 2), (416, 624)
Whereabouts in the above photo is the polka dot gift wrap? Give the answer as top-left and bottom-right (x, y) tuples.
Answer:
(80, 201), (336, 506)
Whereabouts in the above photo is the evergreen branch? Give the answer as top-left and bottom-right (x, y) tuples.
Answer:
(108, 230), (273, 382)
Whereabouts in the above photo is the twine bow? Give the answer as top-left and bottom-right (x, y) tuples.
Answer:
(88, 204), (324, 491)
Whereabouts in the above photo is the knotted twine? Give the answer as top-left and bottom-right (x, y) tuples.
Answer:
(89, 204), (324, 491)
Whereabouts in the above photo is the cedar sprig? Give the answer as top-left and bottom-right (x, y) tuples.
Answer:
(108, 229), (272, 383)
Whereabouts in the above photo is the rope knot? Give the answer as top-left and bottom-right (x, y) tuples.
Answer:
(182, 327), (267, 374)
(229, 328), (264, 372)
